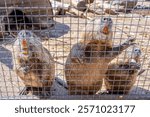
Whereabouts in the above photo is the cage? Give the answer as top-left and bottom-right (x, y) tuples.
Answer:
(0, 0), (150, 100)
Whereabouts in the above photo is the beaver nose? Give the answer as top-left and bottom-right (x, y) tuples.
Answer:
(103, 26), (109, 34)
(21, 39), (28, 48)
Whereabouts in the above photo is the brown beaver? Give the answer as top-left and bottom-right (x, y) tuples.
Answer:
(65, 17), (136, 95)
(105, 45), (141, 94)
(13, 30), (55, 98)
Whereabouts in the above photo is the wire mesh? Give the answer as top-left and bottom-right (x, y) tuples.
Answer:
(0, 0), (150, 100)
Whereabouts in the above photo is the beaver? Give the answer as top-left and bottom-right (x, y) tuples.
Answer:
(13, 30), (55, 98)
(105, 45), (141, 94)
(65, 17), (136, 95)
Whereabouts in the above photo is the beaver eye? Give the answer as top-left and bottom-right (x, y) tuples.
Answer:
(134, 49), (140, 52)
(26, 32), (31, 37)
(108, 18), (112, 22)
(19, 32), (26, 38)
(134, 49), (137, 51)
(103, 18), (106, 21)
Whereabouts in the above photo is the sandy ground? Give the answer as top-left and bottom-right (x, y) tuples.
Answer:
(0, 0), (150, 99)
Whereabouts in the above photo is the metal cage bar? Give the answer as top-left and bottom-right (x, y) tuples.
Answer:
(0, 0), (150, 100)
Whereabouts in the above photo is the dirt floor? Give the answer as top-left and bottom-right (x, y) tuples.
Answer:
(0, 0), (150, 99)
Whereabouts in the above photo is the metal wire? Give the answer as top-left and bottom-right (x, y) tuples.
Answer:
(0, 0), (150, 100)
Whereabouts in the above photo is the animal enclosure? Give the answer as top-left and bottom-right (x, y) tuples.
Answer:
(0, 0), (150, 100)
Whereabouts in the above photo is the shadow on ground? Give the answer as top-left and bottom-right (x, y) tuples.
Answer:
(130, 86), (150, 95)
(0, 46), (13, 69)
(34, 21), (70, 39)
